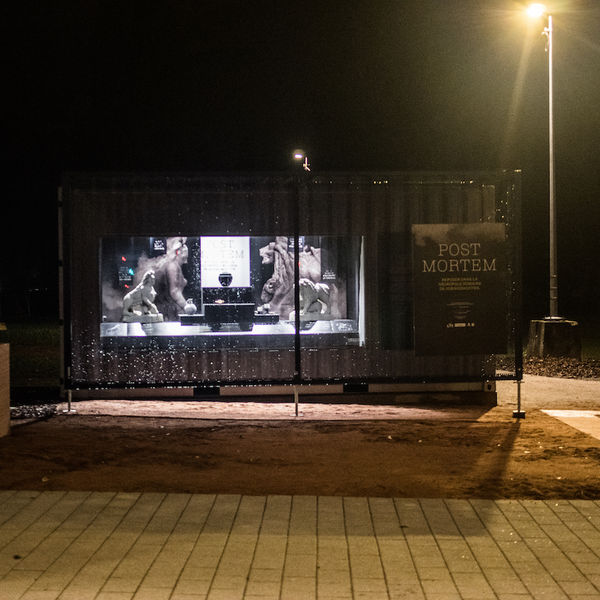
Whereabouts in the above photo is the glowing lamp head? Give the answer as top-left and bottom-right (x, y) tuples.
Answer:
(292, 148), (311, 171)
(526, 3), (547, 18)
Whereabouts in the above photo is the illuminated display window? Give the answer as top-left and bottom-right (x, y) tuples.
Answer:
(100, 235), (364, 348)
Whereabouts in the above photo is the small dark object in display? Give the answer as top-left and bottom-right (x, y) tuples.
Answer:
(218, 272), (233, 287)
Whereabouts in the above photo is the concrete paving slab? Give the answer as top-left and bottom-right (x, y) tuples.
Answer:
(542, 410), (600, 441)
(1, 493), (600, 599)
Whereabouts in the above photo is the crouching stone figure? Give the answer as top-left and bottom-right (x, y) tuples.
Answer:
(122, 270), (164, 323)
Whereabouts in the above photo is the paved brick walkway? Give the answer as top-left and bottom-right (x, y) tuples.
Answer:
(1, 491), (600, 599)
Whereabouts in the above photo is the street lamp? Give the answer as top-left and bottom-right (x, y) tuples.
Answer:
(524, 5), (580, 360)
(527, 3), (558, 319)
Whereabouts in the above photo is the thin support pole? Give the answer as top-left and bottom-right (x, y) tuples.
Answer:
(63, 389), (77, 414)
(513, 380), (526, 419)
(293, 179), (301, 383)
(293, 386), (300, 417)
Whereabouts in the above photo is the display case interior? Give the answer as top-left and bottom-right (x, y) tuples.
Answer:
(100, 234), (363, 348)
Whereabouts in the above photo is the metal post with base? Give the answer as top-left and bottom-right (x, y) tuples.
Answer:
(62, 389), (77, 414)
(513, 380), (526, 419)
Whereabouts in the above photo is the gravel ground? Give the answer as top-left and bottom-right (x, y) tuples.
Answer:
(523, 356), (600, 379)
(10, 403), (58, 421)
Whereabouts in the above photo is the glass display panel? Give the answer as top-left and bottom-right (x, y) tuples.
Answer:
(100, 234), (362, 350)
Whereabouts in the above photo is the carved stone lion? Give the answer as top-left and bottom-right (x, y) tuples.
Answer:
(298, 278), (330, 316)
(122, 270), (164, 323)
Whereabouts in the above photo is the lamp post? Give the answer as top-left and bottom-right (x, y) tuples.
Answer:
(526, 3), (558, 319)
(525, 5), (581, 359)
(291, 149), (309, 378)
(290, 149), (311, 415)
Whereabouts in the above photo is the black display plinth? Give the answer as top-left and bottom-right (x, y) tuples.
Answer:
(204, 303), (255, 330)
(527, 318), (581, 359)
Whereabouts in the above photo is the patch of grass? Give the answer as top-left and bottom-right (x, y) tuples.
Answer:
(6, 321), (61, 387)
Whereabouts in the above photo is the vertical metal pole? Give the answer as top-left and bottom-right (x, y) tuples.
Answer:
(547, 14), (558, 319)
(513, 380), (526, 419)
(294, 386), (299, 417)
(293, 173), (301, 384)
(58, 187), (65, 400)
(63, 389), (77, 414)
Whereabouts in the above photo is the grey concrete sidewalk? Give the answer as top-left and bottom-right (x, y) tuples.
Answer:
(1, 491), (600, 600)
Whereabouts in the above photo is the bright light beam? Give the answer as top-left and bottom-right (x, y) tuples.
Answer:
(526, 3), (547, 19)
(499, 29), (538, 167)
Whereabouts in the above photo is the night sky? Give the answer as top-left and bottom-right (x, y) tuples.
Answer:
(4, 0), (600, 322)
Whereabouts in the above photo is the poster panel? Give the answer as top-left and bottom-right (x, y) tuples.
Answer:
(412, 223), (508, 356)
(200, 236), (250, 288)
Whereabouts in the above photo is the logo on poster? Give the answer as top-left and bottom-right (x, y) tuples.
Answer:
(422, 242), (497, 273)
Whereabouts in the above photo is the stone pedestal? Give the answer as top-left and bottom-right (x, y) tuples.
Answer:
(0, 343), (9, 438)
(527, 319), (581, 359)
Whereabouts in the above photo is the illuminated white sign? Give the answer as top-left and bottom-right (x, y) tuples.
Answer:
(200, 236), (250, 287)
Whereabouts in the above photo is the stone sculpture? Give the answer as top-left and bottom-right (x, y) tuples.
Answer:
(298, 278), (330, 316)
(184, 298), (198, 314)
(258, 238), (326, 319)
(121, 270), (164, 323)
(135, 237), (189, 320)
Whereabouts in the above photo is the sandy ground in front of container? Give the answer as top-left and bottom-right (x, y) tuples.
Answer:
(1, 375), (599, 498)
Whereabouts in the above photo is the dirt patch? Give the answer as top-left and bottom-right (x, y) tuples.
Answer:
(2, 402), (600, 498)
